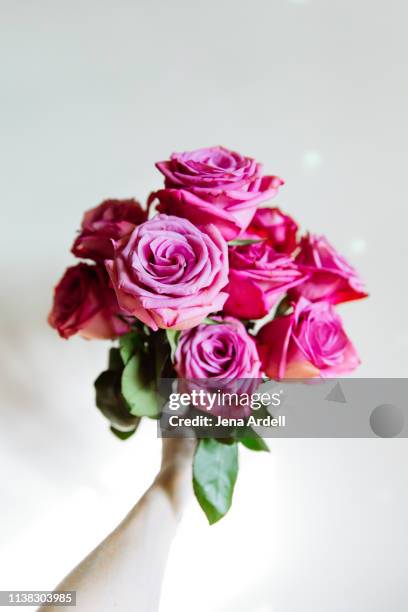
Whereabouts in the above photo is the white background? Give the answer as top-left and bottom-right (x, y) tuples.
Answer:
(1, 1), (407, 610)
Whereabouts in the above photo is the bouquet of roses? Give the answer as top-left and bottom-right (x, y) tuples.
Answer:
(49, 146), (367, 523)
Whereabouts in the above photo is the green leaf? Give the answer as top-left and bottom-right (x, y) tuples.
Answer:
(202, 317), (220, 325)
(217, 437), (236, 445)
(274, 296), (292, 318)
(240, 436), (270, 452)
(110, 426), (138, 440)
(193, 439), (239, 524)
(121, 353), (158, 418)
(119, 332), (142, 366)
(153, 331), (171, 378)
(94, 368), (140, 432)
(228, 238), (263, 246)
(108, 348), (124, 371)
(165, 329), (181, 361)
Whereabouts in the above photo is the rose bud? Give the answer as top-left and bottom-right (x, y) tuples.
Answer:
(257, 298), (360, 379)
(242, 206), (299, 254)
(289, 234), (368, 304)
(48, 263), (130, 340)
(71, 199), (147, 261)
(105, 214), (229, 331)
(223, 241), (306, 320)
(174, 317), (262, 417)
(154, 146), (283, 240)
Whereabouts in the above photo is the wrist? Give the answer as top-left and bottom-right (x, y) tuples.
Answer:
(154, 438), (196, 517)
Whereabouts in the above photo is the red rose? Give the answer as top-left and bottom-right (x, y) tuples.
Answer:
(48, 263), (129, 339)
(72, 199), (147, 261)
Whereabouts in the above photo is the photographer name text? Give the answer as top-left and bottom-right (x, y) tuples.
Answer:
(167, 414), (286, 428)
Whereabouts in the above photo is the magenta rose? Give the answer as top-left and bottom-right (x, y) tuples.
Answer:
(289, 234), (368, 305)
(105, 214), (229, 331)
(257, 298), (360, 379)
(174, 317), (262, 416)
(48, 263), (129, 340)
(154, 146), (283, 240)
(223, 241), (306, 319)
(242, 206), (298, 254)
(71, 199), (147, 261)
(175, 316), (261, 379)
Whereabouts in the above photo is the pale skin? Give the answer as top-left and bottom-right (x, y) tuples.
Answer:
(38, 438), (195, 612)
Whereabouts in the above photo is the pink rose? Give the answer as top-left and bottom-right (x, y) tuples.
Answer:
(72, 199), (147, 261)
(289, 234), (368, 304)
(257, 298), (360, 379)
(154, 146), (283, 240)
(175, 316), (261, 379)
(48, 264), (129, 340)
(242, 206), (298, 254)
(174, 317), (262, 416)
(105, 214), (229, 331)
(223, 241), (306, 319)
